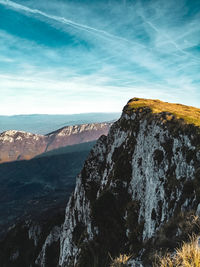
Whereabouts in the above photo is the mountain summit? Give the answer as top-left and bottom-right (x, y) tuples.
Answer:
(59, 98), (200, 266)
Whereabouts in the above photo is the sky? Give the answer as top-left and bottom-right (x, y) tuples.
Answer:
(0, 0), (200, 115)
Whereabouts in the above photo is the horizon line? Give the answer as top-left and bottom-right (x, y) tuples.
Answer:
(0, 111), (121, 116)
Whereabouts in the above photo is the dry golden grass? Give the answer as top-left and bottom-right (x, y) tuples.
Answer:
(155, 235), (200, 267)
(110, 253), (132, 267)
(126, 98), (200, 127)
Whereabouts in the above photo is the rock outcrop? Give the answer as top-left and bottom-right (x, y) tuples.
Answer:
(0, 123), (111, 163)
(58, 98), (200, 266)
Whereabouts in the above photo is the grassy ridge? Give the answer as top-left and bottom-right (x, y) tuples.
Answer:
(126, 98), (200, 127)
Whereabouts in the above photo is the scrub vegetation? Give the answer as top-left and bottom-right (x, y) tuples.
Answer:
(110, 254), (132, 267)
(154, 235), (200, 267)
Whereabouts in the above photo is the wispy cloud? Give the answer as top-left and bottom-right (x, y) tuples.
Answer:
(0, 0), (143, 47)
(0, 0), (199, 114)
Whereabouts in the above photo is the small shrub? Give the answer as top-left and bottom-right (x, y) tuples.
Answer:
(110, 253), (132, 267)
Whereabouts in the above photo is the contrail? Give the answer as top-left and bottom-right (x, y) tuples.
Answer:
(144, 19), (200, 63)
(0, 0), (145, 48)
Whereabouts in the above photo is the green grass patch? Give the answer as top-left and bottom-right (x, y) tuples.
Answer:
(126, 98), (200, 127)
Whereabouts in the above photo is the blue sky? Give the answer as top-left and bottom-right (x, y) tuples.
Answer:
(0, 0), (200, 114)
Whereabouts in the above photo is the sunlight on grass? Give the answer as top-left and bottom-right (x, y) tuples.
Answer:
(110, 253), (132, 267)
(126, 98), (200, 127)
(155, 235), (200, 267)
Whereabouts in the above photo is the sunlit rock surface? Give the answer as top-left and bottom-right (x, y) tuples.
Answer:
(59, 99), (200, 266)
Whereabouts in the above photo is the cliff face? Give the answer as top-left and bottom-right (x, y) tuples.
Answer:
(0, 123), (111, 163)
(59, 99), (200, 266)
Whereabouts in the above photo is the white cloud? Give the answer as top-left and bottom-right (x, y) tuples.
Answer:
(0, 0), (199, 114)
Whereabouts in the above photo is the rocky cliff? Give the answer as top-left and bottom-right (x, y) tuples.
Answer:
(58, 98), (200, 266)
(0, 123), (111, 163)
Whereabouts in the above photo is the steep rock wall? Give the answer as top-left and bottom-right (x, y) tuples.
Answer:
(59, 104), (200, 266)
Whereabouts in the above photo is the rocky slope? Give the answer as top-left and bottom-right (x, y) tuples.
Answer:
(0, 208), (64, 267)
(0, 142), (96, 267)
(0, 123), (111, 163)
(0, 141), (96, 238)
(58, 98), (200, 266)
(46, 123), (111, 152)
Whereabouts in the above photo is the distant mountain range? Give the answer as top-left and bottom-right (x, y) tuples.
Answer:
(0, 113), (120, 134)
(0, 122), (112, 163)
(0, 117), (115, 266)
(0, 119), (113, 239)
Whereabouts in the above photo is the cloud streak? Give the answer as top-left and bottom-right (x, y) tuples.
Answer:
(143, 19), (200, 63)
(0, 0), (200, 114)
(0, 0), (144, 48)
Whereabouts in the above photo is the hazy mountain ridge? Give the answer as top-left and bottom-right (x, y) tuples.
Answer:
(0, 122), (112, 163)
(0, 113), (120, 134)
